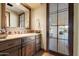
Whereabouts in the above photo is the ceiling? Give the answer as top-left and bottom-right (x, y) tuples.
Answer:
(23, 3), (41, 9)
(6, 3), (42, 14)
(6, 3), (29, 14)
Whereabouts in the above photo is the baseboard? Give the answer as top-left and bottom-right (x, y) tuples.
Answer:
(48, 50), (68, 56)
(40, 48), (48, 52)
(40, 48), (68, 56)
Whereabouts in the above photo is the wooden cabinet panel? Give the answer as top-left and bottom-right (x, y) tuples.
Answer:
(35, 35), (41, 52)
(0, 39), (21, 51)
(22, 41), (35, 56)
(22, 46), (25, 56)
(0, 46), (21, 56)
(22, 36), (36, 56)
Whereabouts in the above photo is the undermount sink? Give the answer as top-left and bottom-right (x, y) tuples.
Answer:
(0, 34), (7, 39)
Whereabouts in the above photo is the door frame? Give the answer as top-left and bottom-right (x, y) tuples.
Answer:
(46, 3), (74, 56)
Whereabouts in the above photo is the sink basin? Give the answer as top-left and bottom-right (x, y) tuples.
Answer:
(0, 34), (7, 39)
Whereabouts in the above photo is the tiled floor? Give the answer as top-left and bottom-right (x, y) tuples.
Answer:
(35, 50), (53, 56)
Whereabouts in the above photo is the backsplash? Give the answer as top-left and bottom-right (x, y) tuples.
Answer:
(6, 27), (30, 35)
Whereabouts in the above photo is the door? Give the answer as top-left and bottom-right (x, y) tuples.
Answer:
(48, 3), (58, 52)
(47, 3), (73, 55)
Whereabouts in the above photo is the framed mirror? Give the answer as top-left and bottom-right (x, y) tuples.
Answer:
(5, 3), (31, 28)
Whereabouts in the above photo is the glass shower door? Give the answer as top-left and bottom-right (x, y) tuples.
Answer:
(49, 3), (57, 52)
(48, 3), (70, 55)
(58, 3), (69, 55)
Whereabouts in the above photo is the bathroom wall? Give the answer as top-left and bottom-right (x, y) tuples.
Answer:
(76, 3), (79, 56)
(31, 4), (47, 50)
(77, 4), (79, 56)
(73, 3), (78, 56)
(73, 3), (79, 56)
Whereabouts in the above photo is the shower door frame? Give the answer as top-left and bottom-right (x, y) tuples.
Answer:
(46, 3), (74, 56)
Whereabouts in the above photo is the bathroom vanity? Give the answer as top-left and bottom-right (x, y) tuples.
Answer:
(0, 33), (41, 56)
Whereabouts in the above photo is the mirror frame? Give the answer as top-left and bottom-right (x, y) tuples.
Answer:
(21, 3), (31, 29)
(6, 12), (10, 27)
(1, 3), (6, 29)
(2, 3), (31, 29)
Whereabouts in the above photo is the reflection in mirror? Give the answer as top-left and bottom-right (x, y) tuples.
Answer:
(6, 3), (30, 28)
(19, 13), (25, 27)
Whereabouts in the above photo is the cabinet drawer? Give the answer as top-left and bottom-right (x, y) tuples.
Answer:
(28, 36), (35, 40)
(22, 37), (35, 44)
(26, 36), (35, 42)
(0, 39), (21, 51)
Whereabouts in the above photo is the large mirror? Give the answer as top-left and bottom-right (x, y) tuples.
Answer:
(5, 3), (31, 28)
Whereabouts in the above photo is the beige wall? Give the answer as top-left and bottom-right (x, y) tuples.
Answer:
(31, 4), (47, 50)
(77, 4), (79, 56)
(73, 3), (79, 56)
(73, 4), (78, 56)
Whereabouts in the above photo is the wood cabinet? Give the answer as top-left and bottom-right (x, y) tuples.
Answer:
(0, 39), (21, 56)
(25, 42), (35, 56)
(22, 36), (36, 56)
(0, 46), (21, 56)
(0, 34), (41, 56)
(35, 34), (41, 52)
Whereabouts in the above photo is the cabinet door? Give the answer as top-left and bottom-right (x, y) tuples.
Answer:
(18, 46), (21, 56)
(36, 44), (41, 52)
(35, 35), (41, 52)
(0, 46), (20, 56)
(25, 42), (35, 56)
(22, 46), (26, 56)
(25, 44), (32, 56)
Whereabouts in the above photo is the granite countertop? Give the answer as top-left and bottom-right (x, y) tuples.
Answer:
(0, 33), (40, 42)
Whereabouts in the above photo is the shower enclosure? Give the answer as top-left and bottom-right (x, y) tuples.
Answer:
(47, 3), (73, 55)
